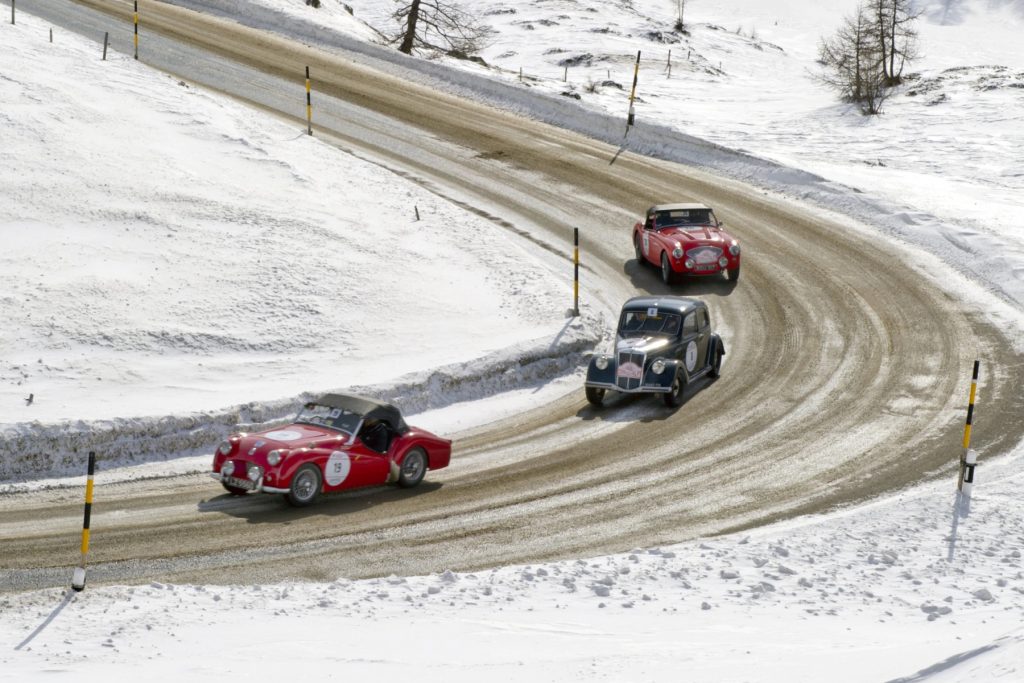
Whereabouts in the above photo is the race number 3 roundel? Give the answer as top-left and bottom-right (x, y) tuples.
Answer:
(324, 451), (351, 487)
(684, 340), (698, 372)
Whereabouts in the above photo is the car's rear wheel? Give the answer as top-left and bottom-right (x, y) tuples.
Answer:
(286, 464), (322, 507)
(709, 347), (724, 378)
(661, 253), (674, 285)
(727, 263), (741, 282)
(585, 386), (605, 406)
(634, 235), (644, 264)
(221, 481), (248, 497)
(398, 448), (427, 489)
(662, 370), (687, 407)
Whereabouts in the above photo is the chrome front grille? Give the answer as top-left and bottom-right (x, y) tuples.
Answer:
(616, 350), (645, 390)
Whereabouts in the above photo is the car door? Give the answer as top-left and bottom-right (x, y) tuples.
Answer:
(695, 307), (711, 369)
(680, 311), (702, 379)
(330, 436), (390, 490)
(640, 215), (656, 263)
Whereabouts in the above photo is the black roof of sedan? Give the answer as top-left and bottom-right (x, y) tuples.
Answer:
(312, 393), (408, 432)
(621, 296), (703, 315)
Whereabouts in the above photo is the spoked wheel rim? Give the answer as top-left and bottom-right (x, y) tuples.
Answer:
(661, 254), (671, 283)
(292, 469), (317, 502)
(401, 451), (426, 483)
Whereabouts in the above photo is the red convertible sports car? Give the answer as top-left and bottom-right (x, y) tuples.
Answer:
(632, 203), (741, 284)
(211, 393), (451, 506)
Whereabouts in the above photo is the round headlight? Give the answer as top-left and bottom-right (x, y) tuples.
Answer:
(267, 450), (284, 466)
(595, 355), (609, 370)
(221, 460), (235, 476)
(651, 359), (666, 375)
(672, 247), (684, 259)
(719, 256), (729, 268)
(217, 440), (232, 456)
(684, 258), (695, 269)
(247, 464), (263, 482)
(730, 243), (741, 256)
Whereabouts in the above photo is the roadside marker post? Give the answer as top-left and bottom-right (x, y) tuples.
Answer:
(626, 50), (641, 133)
(11, 0), (15, 25)
(71, 451), (97, 592)
(133, 0), (138, 60)
(103, 31), (109, 60)
(572, 227), (580, 317)
(305, 66), (312, 136)
(957, 360), (980, 496)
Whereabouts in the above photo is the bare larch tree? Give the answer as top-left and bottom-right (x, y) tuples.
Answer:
(871, 0), (921, 86)
(393, 0), (491, 56)
(817, 3), (889, 114)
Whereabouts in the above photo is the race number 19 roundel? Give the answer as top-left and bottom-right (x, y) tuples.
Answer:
(325, 451), (351, 486)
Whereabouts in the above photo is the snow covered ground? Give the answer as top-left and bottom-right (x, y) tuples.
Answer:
(3, 0), (1024, 680)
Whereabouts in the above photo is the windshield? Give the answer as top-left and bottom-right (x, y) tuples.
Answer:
(618, 310), (682, 338)
(653, 208), (716, 228)
(294, 403), (362, 436)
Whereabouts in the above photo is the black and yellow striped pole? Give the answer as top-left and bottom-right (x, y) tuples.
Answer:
(625, 50), (641, 133)
(572, 227), (580, 317)
(305, 66), (313, 136)
(133, 0), (138, 60)
(957, 360), (980, 495)
(71, 451), (97, 592)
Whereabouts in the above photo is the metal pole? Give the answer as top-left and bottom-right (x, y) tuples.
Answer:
(305, 66), (312, 136)
(626, 50), (640, 132)
(573, 228), (580, 317)
(11, 0), (15, 26)
(71, 452), (97, 591)
(133, 0), (138, 60)
(957, 360), (980, 492)
(103, 31), (109, 60)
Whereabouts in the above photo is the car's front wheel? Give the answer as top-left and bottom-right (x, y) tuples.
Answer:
(286, 464), (322, 507)
(662, 370), (687, 407)
(661, 253), (674, 285)
(398, 448), (427, 489)
(585, 386), (605, 406)
(634, 235), (644, 264)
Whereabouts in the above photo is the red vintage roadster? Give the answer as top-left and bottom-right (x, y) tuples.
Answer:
(632, 203), (741, 284)
(211, 393), (451, 506)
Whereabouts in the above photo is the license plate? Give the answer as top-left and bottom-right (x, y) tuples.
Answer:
(693, 264), (717, 272)
(224, 475), (256, 491)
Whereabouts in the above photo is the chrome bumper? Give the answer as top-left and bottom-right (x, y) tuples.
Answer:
(209, 471), (288, 494)
(584, 380), (671, 394)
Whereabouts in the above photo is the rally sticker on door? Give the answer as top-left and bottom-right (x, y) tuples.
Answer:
(324, 451), (351, 486)
(684, 341), (698, 372)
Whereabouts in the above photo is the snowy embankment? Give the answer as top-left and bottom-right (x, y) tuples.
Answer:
(0, 12), (603, 480)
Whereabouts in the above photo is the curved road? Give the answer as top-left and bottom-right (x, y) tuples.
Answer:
(2, 0), (1022, 593)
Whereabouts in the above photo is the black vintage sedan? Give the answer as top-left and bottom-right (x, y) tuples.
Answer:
(584, 296), (725, 407)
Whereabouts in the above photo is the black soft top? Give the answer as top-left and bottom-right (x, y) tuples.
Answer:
(621, 296), (703, 316)
(313, 393), (408, 432)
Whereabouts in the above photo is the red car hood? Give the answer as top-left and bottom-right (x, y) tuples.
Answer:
(661, 226), (727, 245)
(234, 423), (349, 457)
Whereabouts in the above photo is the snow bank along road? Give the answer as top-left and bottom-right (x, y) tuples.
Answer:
(3, 0), (1023, 593)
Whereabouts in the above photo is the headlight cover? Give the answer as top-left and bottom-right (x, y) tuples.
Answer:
(217, 440), (232, 456)
(267, 450), (285, 466)
(672, 245), (684, 259)
(684, 258), (695, 269)
(595, 355), (609, 370)
(651, 359), (666, 375)
(221, 460), (235, 476)
(718, 256), (729, 268)
(730, 243), (741, 256)
(247, 464), (263, 482)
